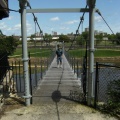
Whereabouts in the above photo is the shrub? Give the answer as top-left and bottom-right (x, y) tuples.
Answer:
(101, 79), (120, 117)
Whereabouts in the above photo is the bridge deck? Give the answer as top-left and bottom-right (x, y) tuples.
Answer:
(33, 54), (82, 104)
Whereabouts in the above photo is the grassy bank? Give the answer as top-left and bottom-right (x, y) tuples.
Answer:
(9, 48), (52, 58)
(11, 48), (120, 58)
(68, 49), (120, 58)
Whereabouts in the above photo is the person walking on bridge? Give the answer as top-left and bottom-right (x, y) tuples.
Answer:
(56, 45), (63, 68)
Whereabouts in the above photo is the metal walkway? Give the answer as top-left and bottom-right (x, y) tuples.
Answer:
(33, 54), (83, 104)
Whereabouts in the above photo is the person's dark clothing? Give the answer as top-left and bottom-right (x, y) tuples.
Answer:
(56, 48), (63, 65)
(56, 49), (63, 57)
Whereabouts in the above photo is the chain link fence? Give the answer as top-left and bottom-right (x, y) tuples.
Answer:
(94, 62), (120, 108)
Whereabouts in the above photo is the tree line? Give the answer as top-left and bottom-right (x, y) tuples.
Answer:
(29, 32), (120, 45)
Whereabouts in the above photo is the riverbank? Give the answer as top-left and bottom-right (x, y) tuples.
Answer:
(94, 56), (120, 66)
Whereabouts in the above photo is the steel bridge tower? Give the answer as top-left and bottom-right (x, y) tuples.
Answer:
(18, 0), (96, 106)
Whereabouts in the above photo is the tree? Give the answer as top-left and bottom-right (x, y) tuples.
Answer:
(95, 33), (103, 45)
(108, 34), (116, 44)
(29, 34), (36, 46)
(76, 32), (88, 46)
(116, 32), (120, 45)
(30, 34), (35, 42)
(0, 35), (19, 80)
(43, 34), (52, 46)
(103, 79), (120, 116)
(0, 36), (19, 55)
(59, 35), (70, 43)
(44, 34), (52, 41)
(76, 35), (85, 45)
(82, 31), (89, 40)
(95, 33), (103, 40)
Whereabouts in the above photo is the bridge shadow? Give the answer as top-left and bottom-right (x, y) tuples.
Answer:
(32, 90), (86, 120)
(51, 90), (86, 120)
(51, 90), (61, 120)
(51, 90), (86, 104)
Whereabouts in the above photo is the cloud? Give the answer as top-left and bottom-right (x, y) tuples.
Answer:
(50, 28), (54, 31)
(14, 24), (21, 30)
(13, 22), (32, 34)
(7, 16), (13, 20)
(60, 27), (69, 30)
(65, 20), (78, 24)
(0, 19), (34, 35)
(50, 17), (60, 21)
(0, 22), (7, 29)
(27, 13), (33, 16)
(95, 16), (102, 22)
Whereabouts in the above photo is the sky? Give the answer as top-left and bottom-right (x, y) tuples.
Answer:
(0, 0), (120, 36)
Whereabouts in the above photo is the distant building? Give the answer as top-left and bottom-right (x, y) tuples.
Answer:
(52, 36), (59, 40)
(52, 31), (57, 36)
(94, 30), (99, 35)
(103, 37), (108, 40)
(85, 28), (89, 32)
(99, 31), (103, 34)
(84, 28), (108, 37)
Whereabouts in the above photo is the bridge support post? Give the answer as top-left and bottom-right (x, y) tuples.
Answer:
(87, 0), (96, 106)
(19, 0), (31, 106)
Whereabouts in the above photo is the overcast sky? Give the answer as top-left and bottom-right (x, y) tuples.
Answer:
(0, 0), (120, 36)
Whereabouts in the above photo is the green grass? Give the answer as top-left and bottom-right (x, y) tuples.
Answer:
(94, 40), (114, 46)
(68, 49), (86, 57)
(68, 49), (120, 58)
(94, 49), (120, 57)
(9, 48), (53, 58)
(10, 47), (120, 58)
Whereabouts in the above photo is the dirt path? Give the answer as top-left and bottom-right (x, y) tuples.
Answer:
(0, 98), (118, 120)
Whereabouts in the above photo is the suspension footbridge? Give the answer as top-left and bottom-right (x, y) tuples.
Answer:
(0, 0), (119, 110)
(33, 54), (82, 104)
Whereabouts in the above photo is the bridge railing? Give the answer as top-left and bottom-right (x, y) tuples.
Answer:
(0, 50), (55, 104)
(64, 51), (87, 103)
(28, 51), (55, 103)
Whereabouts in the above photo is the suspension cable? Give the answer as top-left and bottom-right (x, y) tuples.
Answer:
(34, 19), (38, 57)
(26, 1), (54, 54)
(27, 2), (54, 52)
(1, 2), (42, 34)
(81, 16), (84, 59)
(26, 1), (42, 34)
(65, 5), (87, 52)
(0, 8), (19, 12)
(96, 9), (115, 35)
